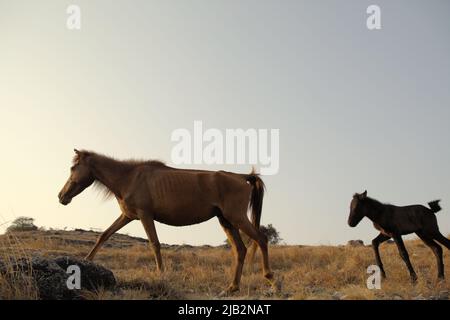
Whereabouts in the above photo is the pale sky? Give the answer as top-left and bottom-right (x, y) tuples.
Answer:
(1, 0), (449, 246)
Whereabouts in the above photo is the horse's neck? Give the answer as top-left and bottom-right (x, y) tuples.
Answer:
(364, 199), (385, 223)
(90, 156), (133, 198)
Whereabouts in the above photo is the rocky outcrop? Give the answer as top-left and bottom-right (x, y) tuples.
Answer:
(0, 255), (116, 299)
(347, 240), (364, 247)
(54, 256), (116, 291)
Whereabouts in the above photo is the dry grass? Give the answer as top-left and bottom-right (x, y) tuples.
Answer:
(0, 230), (449, 300)
(0, 232), (38, 299)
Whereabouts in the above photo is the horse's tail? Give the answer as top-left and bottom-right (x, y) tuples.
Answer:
(428, 200), (442, 213)
(246, 168), (265, 229)
(245, 168), (265, 263)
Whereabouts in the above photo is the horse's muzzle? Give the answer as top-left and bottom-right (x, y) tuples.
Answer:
(58, 192), (71, 205)
(59, 198), (70, 205)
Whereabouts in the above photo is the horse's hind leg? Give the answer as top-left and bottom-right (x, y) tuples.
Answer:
(416, 232), (444, 279)
(371, 233), (390, 278)
(218, 215), (246, 294)
(247, 241), (258, 265)
(236, 218), (273, 282)
(393, 235), (418, 282)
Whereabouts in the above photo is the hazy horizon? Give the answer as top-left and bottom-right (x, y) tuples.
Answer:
(1, 0), (450, 246)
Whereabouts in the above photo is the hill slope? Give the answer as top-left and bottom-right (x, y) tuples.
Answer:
(1, 229), (449, 300)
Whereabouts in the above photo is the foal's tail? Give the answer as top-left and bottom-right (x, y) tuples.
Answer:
(428, 200), (442, 214)
(246, 168), (265, 229)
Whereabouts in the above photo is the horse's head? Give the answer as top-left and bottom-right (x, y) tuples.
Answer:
(348, 190), (367, 227)
(58, 149), (95, 205)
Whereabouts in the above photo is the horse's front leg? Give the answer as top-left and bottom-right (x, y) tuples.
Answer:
(138, 211), (163, 272)
(85, 214), (132, 261)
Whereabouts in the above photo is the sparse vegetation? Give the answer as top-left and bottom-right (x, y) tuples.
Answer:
(1, 228), (449, 300)
(0, 232), (38, 299)
(6, 217), (38, 233)
(224, 224), (282, 246)
(260, 224), (282, 245)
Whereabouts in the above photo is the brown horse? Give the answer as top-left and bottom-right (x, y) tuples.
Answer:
(58, 149), (274, 294)
(348, 190), (450, 282)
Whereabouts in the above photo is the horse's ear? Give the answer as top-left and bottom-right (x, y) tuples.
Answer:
(73, 149), (89, 163)
(361, 190), (367, 198)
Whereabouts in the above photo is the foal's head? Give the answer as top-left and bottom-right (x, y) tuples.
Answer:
(58, 149), (95, 205)
(348, 190), (368, 227)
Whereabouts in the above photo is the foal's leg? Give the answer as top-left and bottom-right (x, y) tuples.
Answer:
(85, 215), (132, 261)
(371, 233), (390, 279)
(393, 235), (417, 282)
(237, 219), (273, 282)
(218, 215), (247, 293)
(139, 213), (163, 272)
(416, 232), (444, 279)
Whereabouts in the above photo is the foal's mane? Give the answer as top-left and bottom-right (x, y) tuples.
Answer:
(74, 150), (166, 200)
(361, 196), (386, 212)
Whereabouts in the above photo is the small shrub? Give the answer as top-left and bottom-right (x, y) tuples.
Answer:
(6, 217), (38, 233)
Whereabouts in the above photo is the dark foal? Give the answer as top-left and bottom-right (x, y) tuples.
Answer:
(348, 191), (450, 282)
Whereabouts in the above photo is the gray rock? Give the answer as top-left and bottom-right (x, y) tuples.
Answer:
(54, 256), (116, 291)
(174, 244), (194, 251)
(0, 255), (116, 300)
(30, 257), (76, 300)
(347, 240), (364, 247)
(438, 290), (449, 300)
(332, 291), (343, 300)
(0, 256), (76, 300)
(59, 238), (96, 246)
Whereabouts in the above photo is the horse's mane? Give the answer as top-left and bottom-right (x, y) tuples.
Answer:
(73, 150), (166, 167)
(74, 150), (166, 200)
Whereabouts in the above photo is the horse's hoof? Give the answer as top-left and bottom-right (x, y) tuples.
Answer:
(263, 287), (276, 297)
(264, 272), (274, 281)
(218, 285), (239, 297)
(272, 277), (282, 293)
